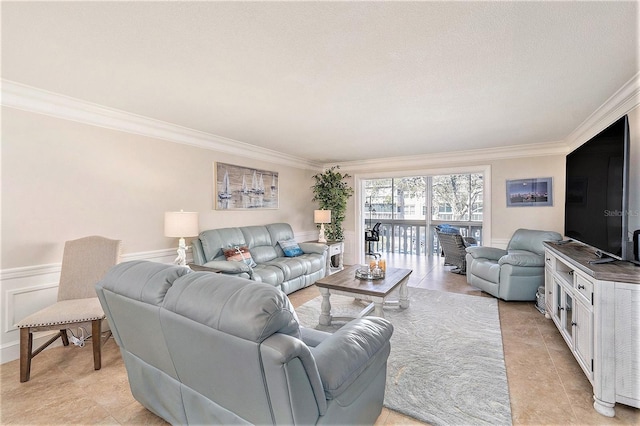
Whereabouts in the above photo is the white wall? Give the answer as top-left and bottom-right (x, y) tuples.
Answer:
(0, 106), (319, 362)
(1, 107), (319, 268)
(489, 155), (565, 242)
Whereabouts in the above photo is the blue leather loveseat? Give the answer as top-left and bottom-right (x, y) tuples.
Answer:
(96, 260), (394, 425)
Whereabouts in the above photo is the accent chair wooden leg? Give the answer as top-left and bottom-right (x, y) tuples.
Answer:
(92, 320), (101, 371)
(19, 327), (33, 383)
(60, 329), (69, 346)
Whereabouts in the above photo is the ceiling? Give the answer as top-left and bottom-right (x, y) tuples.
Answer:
(2, 1), (638, 164)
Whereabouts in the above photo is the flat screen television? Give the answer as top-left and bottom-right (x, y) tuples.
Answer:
(564, 115), (635, 264)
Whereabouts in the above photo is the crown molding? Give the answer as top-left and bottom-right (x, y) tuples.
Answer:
(329, 73), (640, 172)
(329, 140), (569, 173)
(1, 79), (323, 171)
(4, 74), (637, 173)
(565, 72), (640, 152)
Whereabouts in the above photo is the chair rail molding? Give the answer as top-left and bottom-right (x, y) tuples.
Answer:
(0, 248), (176, 364)
(492, 238), (511, 250)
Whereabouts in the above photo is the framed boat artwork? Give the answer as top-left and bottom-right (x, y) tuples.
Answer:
(214, 162), (279, 210)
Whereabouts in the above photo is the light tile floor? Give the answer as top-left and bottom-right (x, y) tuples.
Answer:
(1, 254), (638, 425)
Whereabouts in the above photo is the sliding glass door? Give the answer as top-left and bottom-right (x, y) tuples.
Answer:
(364, 172), (483, 255)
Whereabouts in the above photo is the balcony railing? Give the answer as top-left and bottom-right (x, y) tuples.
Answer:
(365, 220), (483, 255)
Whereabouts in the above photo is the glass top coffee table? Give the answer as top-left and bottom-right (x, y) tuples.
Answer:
(313, 264), (412, 326)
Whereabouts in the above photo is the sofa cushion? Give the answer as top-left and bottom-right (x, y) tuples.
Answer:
(266, 257), (307, 281)
(251, 264), (285, 286)
(470, 258), (501, 283)
(199, 228), (246, 262)
(507, 229), (562, 255)
(278, 239), (304, 257)
(267, 222), (295, 241)
(98, 260), (191, 306)
(163, 271), (301, 341)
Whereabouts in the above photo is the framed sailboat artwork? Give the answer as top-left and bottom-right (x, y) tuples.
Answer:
(214, 162), (279, 210)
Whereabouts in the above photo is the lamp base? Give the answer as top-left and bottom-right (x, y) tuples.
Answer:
(174, 237), (187, 267)
(318, 223), (327, 243)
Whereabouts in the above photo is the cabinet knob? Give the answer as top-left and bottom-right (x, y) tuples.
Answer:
(578, 284), (585, 290)
(571, 322), (577, 327)
(560, 307), (564, 311)
(568, 271), (574, 275)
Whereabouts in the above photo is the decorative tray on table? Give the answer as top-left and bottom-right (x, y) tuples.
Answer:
(355, 266), (385, 280)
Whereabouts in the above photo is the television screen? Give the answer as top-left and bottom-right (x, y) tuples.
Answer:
(565, 115), (629, 261)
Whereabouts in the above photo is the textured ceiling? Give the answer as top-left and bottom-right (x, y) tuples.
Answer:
(2, 1), (638, 163)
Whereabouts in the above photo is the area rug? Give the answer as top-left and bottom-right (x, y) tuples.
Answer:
(295, 288), (512, 426)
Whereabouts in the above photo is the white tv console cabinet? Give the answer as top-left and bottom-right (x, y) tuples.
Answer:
(543, 241), (639, 417)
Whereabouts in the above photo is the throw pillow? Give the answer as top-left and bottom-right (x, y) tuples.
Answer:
(223, 246), (257, 267)
(278, 239), (304, 257)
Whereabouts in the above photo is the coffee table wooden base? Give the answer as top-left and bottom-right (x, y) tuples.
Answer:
(316, 267), (411, 326)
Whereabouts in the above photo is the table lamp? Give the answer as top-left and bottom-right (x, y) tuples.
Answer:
(314, 209), (331, 243)
(164, 210), (199, 266)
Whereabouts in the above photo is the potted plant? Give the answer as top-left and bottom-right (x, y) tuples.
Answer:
(311, 166), (354, 241)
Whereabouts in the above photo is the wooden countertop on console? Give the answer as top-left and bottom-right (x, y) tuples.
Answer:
(544, 241), (640, 284)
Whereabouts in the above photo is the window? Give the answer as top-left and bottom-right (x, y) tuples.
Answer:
(363, 172), (483, 254)
(431, 174), (483, 222)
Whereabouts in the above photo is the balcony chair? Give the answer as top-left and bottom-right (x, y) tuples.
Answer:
(435, 230), (476, 274)
(465, 228), (562, 301)
(15, 236), (121, 382)
(365, 222), (381, 256)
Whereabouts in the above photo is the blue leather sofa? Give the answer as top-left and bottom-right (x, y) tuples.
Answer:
(191, 223), (327, 294)
(96, 260), (394, 425)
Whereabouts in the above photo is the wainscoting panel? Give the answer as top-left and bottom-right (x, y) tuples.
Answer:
(0, 236), (328, 363)
(0, 249), (176, 364)
(492, 239), (511, 250)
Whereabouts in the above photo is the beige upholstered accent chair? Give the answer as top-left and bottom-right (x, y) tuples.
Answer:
(15, 236), (121, 382)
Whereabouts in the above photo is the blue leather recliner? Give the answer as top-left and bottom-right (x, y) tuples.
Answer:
(465, 228), (562, 301)
(96, 260), (394, 425)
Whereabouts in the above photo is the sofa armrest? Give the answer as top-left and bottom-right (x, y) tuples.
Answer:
(311, 317), (393, 399)
(261, 333), (328, 415)
(203, 260), (252, 274)
(298, 242), (328, 255)
(465, 246), (507, 261)
(498, 252), (545, 267)
(191, 238), (206, 265)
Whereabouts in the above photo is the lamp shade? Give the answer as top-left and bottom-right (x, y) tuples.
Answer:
(314, 210), (331, 224)
(164, 211), (199, 237)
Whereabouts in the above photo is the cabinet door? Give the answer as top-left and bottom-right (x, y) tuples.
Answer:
(563, 291), (574, 341)
(573, 298), (594, 381)
(553, 278), (563, 328)
(545, 266), (554, 315)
